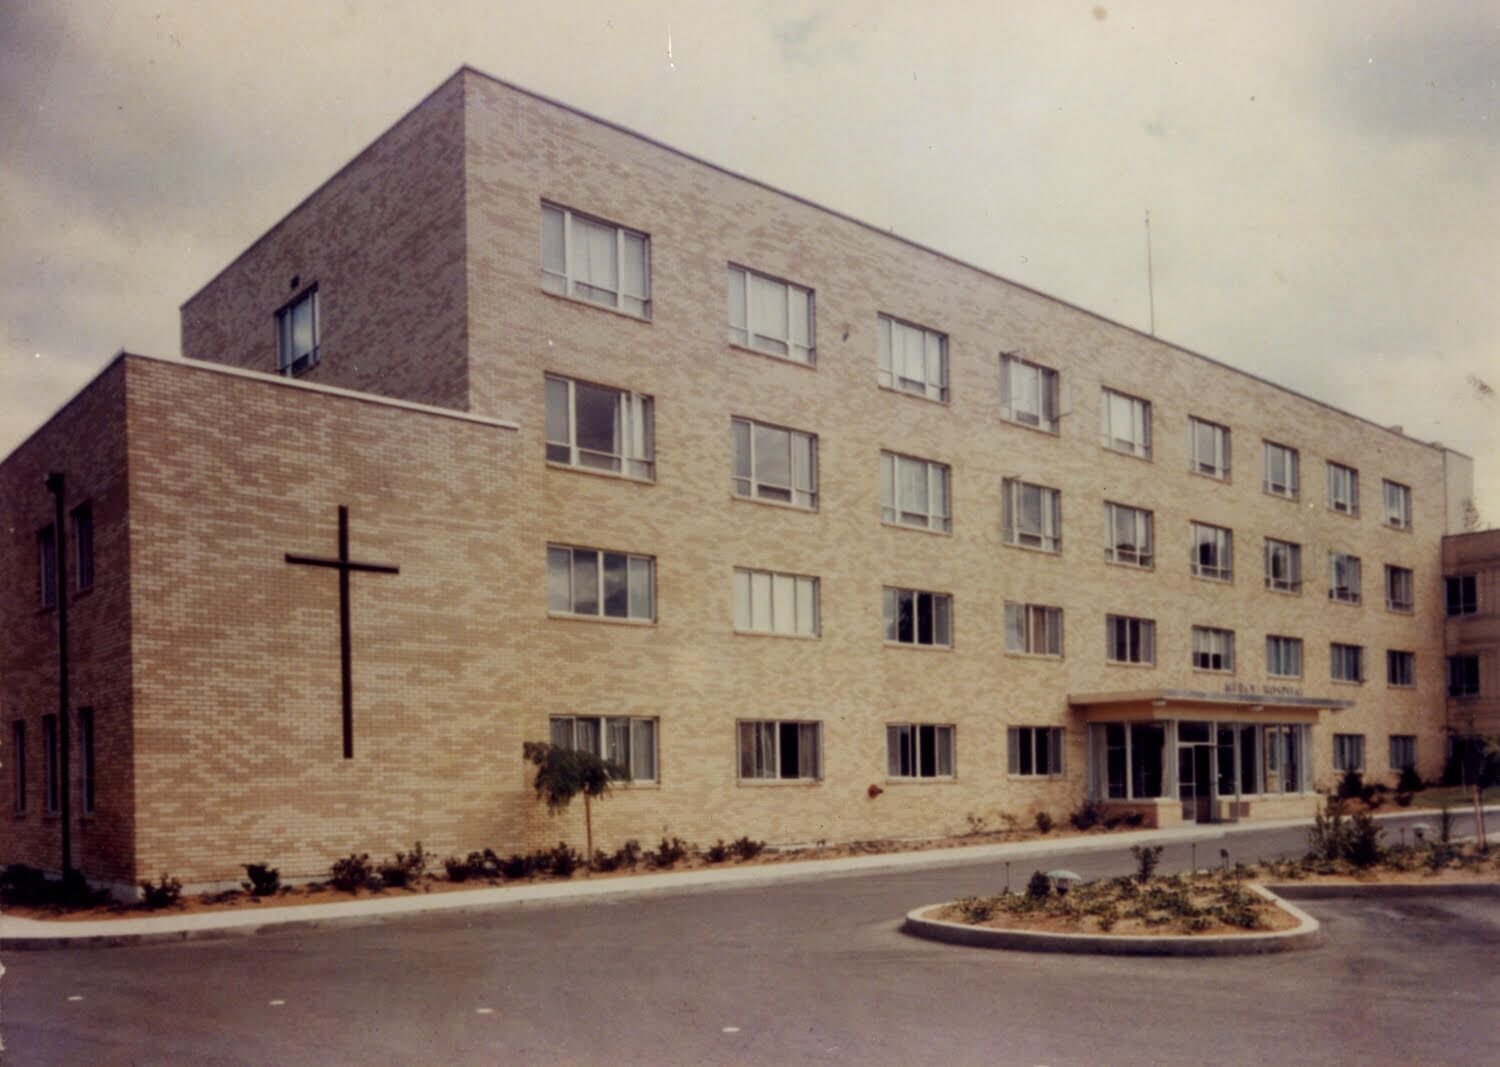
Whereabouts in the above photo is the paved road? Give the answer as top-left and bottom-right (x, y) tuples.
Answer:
(3, 813), (1496, 1066)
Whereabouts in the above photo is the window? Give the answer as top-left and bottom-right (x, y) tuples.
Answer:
(1008, 726), (1064, 776)
(1002, 478), (1061, 552)
(38, 524), (57, 608)
(1192, 626), (1235, 671)
(886, 724), (956, 779)
(731, 418), (817, 508)
(738, 720), (821, 780)
(1448, 654), (1480, 698)
(883, 587), (952, 647)
(1264, 538), (1302, 593)
(1329, 552), (1362, 604)
(72, 503), (93, 592)
(1266, 636), (1303, 678)
(1331, 643), (1364, 683)
(1446, 574), (1478, 616)
(880, 452), (950, 532)
(42, 714), (59, 815)
(276, 287), (319, 376)
(550, 715), (658, 781)
(999, 354), (1059, 432)
(1189, 417), (1231, 479)
(545, 375), (654, 479)
(1383, 480), (1412, 529)
(1190, 522), (1233, 581)
(1263, 441), (1300, 498)
(877, 315), (947, 401)
(10, 721), (24, 814)
(1387, 650), (1415, 688)
(1327, 461), (1359, 515)
(1105, 615), (1155, 664)
(540, 203), (650, 317)
(727, 265), (813, 364)
(1385, 565), (1414, 612)
(1389, 735), (1417, 772)
(1100, 388), (1151, 458)
(1103, 503), (1153, 567)
(733, 569), (818, 636)
(547, 545), (654, 621)
(1005, 602), (1063, 657)
(1333, 733), (1365, 772)
(78, 707), (95, 813)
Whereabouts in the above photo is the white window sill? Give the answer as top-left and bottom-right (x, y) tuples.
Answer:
(1387, 682), (1416, 690)
(999, 415), (1060, 437)
(1263, 489), (1300, 503)
(736, 777), (822, 787)
(1189, 469), (1232, 484)
(1005, 650), (1064, 661)
(1101, 445), (1154, 463)
(1328, 597), (1363, 607)
(1190, 571), (1234, 585)
(1330, 678), (1365, 687)
(884, 776), (958, 785)
(880, 519), (952, 537)
(545, 460), (655, 485)
(1001, 539), (1061, 555)
(730, 492), (818, 515)
(1267, 674), (1304, 683)
(1265, 584), (1303, 596)
(1192, 667), (1236, 676)
(1326, 507), (1361, 519)
(1006, 774), (1066, 781)
(1385, 604), (1414, 615)
(733, 628), (819, 641)
(1385, 522), (1413, 533)
(546, 612), (656, 628)
(727, 340), (816, 369)
(1105, 557), (1154, 572)
(1105, 659), (1157, 669)
(539, 285), (653, 325)
(877, 382), (949, 406)
(883, 641), (954, 652)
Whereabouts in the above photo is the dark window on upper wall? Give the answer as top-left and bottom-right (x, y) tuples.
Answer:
(38, 525), (57, 608)
(276, 287), (319, 376)
(72, 503), (94, 592)
(1445, 575), (1477, 616)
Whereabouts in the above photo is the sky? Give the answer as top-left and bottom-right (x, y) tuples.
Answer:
(2, 1), (1497, 520)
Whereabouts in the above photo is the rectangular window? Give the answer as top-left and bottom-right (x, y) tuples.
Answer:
(1192, 626), (1235, 672)
(737, 720), (821, 780)
(1329, 552), (1362, 604)
(880, 452), (951, 532)
(877, 314), (947, 401)
(78, 707), (95, 813)
(10, 721), (24, 814)
(1103, 502), (1153, 567)
(733, 569), (819, 637)
(999, 353), (1059, 432)
(883, 587), (953, 647)
(727, 265), (813, 364)
(1005, 602), (1063, 657)
(276, 287), (319, 376)
(1266, 635), (1303, 678)
(1331, 643), (1364, 683)
(886, 724), (956, 779)
(42, 714), (59, 815)
(72, 503), (94, 592)
(1383, 480), (1412, 529)
(547, 545), (654, 621)
(1105, 615), (1155, 664)
(1008, 726), (1064, 776)
(1190, 522), (1233, 581)
(1385, 565), (1414, 612)
(1002, 478), (1061, 552)
(540, 203), (650, 317)
(1264, 538), (1302, 593)
(1263, 441), (1300, 498)
(1263, 724), (1309, 794)
(550, 715), (658, 781)
(1448, 654), (1481, 698)
(1445, 574), (1478, 616)
(1100, 388), (1152, 458)
(1189, 417), (1231, 479)
(545, 375), (654, 479)
(1387, 650), (1415, 688)
(1389, 735), (1417, 772)
(731, 418), (817, 508)
(1333, 733), (1365, 772)
(38, 524), (57, 608)
(1327, 461), (1359, 515)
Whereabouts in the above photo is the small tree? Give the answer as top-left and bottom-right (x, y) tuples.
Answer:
(522, 741), (629, 861)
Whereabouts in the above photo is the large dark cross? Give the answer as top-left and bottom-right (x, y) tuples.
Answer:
(285, 505), (399, 758)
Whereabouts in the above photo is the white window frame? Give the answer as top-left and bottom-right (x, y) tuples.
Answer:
(1383, 480), (1412, 529)
(1100, 387), (1152, 458)
(733, 568), (819, 637)
(1005, 602), (1063, 657)
(1190, 521), (1233, 581)
(1331, 643), (1364, 683)
(1105, 614), (1155, 665)
(1189, 417), (1231, 479)
(731, 417), (817, 508)
(1329, 552), (1362, 604)
(1266, 635), (1303, 678)
(547, 545), (655, 622)
(545, 375), (654, 479)
(737, 720), (822, 780)
(1327, 461), (1360, 515)
(1264, 538), (1302, 593)
(1385, 565), (1414, 612)
(881, 452), (951, 533)
(878, 314), (947, 401)
(549, 715), (658, 781)
(540, 203), (650, 317)
(1387, 650), (1415, 688)
(1008, 726), (1064, 777)
(728, 265), (814, 364)
(1389, 734), (1417, 771)
(999, 353), (1059, 432)
(276, 287), (319, 376)
(1333, 733), (1365, 772)
(1263, 441), (1300, 498)
(1192, 626), (1235, 672)
(1002, 478), (1061, 553)
(886, 723), (956, 779)
(883, 587), (953, 648)
(1103, 502), (1152, 567)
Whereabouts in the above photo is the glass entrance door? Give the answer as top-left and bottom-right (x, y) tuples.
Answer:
(1178, 743), (1215, 822)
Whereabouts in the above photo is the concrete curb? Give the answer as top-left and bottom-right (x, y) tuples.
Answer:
(901, 884), (1323, 957)
(1267, 881), (1500, 900)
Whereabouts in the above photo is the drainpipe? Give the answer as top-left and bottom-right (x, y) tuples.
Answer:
(45, 472), (72, 882)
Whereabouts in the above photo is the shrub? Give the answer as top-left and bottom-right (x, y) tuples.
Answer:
(1336, 769), (1365, 801)
(647, 836), (690, 869)
(1, 863), (49, 906)
(1395, 791), (1414, 808)
(1033, 811), (1054, 834)
(1307, 804), (1350, 861)
(547, 842), (582, 878)
(954, 896), (996, 922)
(1069, 801), (1106, 831)
(1396, 766), (1424, 794)
(444, 850), (500, 882)
(1439, 804), (1455, 844)
(242, 863), (281, 897)
(1026, 869), (1052, 900)
(377, 842), (429, 888)
(1130, 844), (1163, 883)
(500, 853), (535, 880)
(1345, 812), (1383, 867)
(731, 836), (765, 861)
(330, 852), (378, 892)
(139, 873), (183, 910)
(704, 840), (730, 864)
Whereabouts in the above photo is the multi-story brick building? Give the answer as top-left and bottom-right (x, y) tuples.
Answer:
(1, 67), (1482, 892)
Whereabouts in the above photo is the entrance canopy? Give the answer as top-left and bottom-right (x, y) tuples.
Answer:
(1067, 687), (1355, 721)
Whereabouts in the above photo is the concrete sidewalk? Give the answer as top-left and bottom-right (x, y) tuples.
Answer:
(2, 807), (1489, 949)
